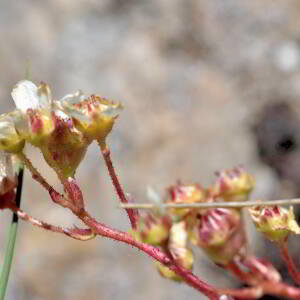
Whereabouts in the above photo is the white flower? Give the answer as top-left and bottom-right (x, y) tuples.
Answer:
(55, 92), (123, 142)
(11, 80), (52, 112)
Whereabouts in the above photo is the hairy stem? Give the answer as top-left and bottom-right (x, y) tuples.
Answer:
(17, 152), (78, 210)
(227, 262), (257, 285)
(221, 281), (300, 299)
(280, 242), (300, 285)
(9, 205), (95, 241)
(99, 142), (139, 229)
(225, 256), (300, 299)
(242, 255), (280, 283)
(79, 209), (219, 300)
(17, 152), (52, 192)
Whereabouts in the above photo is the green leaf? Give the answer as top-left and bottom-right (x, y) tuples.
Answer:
(0, 222), (18, 300)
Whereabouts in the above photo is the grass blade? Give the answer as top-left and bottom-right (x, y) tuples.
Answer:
(0, 169), (24, 300)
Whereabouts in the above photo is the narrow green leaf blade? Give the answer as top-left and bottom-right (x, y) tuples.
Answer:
(0, 222), (18, 300)
(0, 167), (23, 300)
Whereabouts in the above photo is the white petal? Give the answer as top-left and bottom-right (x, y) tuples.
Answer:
(100, 105), (123, 118)
(37, 82), (52, 109)
(8, 110), (29, 137)
(0, 116), (17, 139)
(0, 151), (13, 178)
(60, 90), (85, 104)
(64, 106), (91, 122)
(11, 80), (39, 112)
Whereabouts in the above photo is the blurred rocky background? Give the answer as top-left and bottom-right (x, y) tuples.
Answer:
(1, 0), (300, 299)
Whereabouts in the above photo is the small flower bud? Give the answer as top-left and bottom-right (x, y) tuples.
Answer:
(249, 205), (300, 242)
(63, 177), (84, 212)
(212, 167), (255, 201)
(189, 208), (246, 265)
(166, 183), (207, 218)
(134, 213), (171, 246)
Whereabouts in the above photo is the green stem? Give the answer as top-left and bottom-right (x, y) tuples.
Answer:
(0, 169), (23, 300)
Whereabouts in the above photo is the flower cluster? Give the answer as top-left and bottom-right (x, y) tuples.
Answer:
(132, 166), (300, 286)
(0, 80), (122, 179)
(2, 80), (300, 300)
(132, 167), (254, 280)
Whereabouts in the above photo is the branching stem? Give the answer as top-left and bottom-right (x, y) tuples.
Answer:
(9, 204), (95, 241)
(78, 209), (219, 300)
(17, 152), (52, 192)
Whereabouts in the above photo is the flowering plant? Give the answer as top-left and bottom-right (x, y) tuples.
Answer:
(2, 80), (300, 299)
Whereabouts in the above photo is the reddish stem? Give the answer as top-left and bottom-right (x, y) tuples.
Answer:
(9, 204), (95, 241)
(99, 143), (139, 229)
(242, 255), (280, 283)
(227, 262), (257, 285)
(222, 281), (300, 299)
(220, 286), (263, 299)
(17, 152), (52, 192)
(226, 256), (300, 299)
(280, 242), (300, 285)
(79, 210), (219, 300)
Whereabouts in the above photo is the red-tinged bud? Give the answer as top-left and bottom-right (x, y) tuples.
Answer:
(63, 177), (84, 212)
(189, 208), (246, 265)
(166, 183), (207, 218)
(133, 213), (172, 246)
(169, 221), (194, 270)
(213, 167), (255, 202)
(249, 205), (300, 242)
